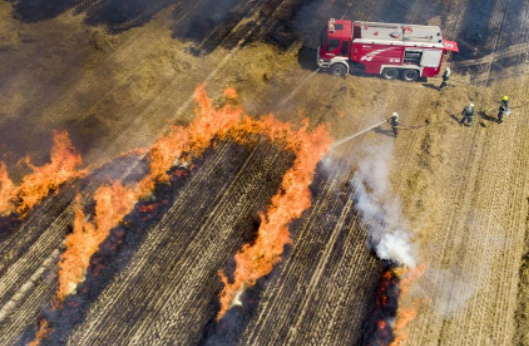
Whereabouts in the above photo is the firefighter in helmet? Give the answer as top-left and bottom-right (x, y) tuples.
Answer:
(439, 67), (451, 91)
(459, 103), (475, 127)
(388, 112), (399, 137)
(498, 96), (509, 124)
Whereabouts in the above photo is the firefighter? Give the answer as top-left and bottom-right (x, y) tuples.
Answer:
(388, 112), (399, 137)
(459, 103), (475, 127)
(498, 96), (509, 124)
(439, 67), (451, 91)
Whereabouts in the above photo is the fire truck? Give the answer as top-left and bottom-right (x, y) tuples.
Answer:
(317, 19), (459, 81)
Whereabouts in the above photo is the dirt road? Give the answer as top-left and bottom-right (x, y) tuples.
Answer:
(1, 0), (529, 345)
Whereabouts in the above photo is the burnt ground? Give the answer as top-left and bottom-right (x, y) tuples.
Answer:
(1, 0), (529, 345)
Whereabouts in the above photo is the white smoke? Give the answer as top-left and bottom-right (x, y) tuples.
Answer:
(350, 141), (418, 268)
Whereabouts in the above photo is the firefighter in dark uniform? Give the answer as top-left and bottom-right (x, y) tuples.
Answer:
(498, 96), (509, 124)
(439, 67), (451, 91)
(389, 112), (399, 137)
(459, 103), (475, 127)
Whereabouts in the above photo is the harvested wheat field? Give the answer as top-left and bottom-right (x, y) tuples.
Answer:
(1, 0), (529, 345)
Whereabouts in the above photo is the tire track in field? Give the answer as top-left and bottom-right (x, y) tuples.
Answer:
(385, 0), (528, 85)
(444, 0), (529, 84)
(478, 0), (516, 85)
(478, 0), (529, 85)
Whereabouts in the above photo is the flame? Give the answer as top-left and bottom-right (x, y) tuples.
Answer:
(217, 118), (331, 319)
(224, 87), (238, 99)
(389, 307), (418, 346)
(55, 84), (331, 309)
(394, 264), (425, 296)
(378, 320), (387, 330)
(58, 185), (137, 299)
(368, 265), (426, 346)
(0, 131), (85, 217)
(0, 163), (16, 214)
(389, 265), (427, 346)
(377, 270), (395, 307)
(28, 319), (53, 346)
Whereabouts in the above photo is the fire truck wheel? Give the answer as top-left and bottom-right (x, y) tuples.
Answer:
(402, 69), (419, 82)
(330, 64), (347, 77)
(382, 68), (399, 80)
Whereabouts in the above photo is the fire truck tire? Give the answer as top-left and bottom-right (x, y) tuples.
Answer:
(382, 68), (399, 80)
(402, 69), (419, 82)
(330, 64), (347, 77)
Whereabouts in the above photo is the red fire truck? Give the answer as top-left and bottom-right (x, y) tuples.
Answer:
(318, 19), (459, 81)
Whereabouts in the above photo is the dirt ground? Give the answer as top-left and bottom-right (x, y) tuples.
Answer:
(1, 0), (529, 345)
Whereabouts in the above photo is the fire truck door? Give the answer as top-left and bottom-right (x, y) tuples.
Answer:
(325, 39), (341, 56)
(420, 50), (443, 67)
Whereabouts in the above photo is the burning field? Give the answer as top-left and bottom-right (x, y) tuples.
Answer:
(3, 0), (529, 345)
(0, 83), (424, 345)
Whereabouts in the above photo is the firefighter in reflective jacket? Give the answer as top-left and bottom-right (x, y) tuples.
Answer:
(388, 112), (399, 137)
(459, 103), (475, 127)
(439, 67), (451, 91)
(498, 96), (509, 124)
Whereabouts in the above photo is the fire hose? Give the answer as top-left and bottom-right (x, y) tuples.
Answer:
(330, 118), (449, 151)
(327, 76), (529, 152)
(399, 120), (449, 128)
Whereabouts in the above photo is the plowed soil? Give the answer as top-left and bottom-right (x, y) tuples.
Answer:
(1, 0), (529, 345)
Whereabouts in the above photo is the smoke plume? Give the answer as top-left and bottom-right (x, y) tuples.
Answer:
(350, 141), (417, 268)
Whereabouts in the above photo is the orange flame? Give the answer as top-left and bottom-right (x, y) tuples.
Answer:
(390, 265), (427, 346)
(224, 87), (238, 99)
(217, 119), (331, 319)
(0, 162), (16, 214)
(394, 264), (426, 297)
(56, 85), (238, 300)
(51, 85), (330, 330)
(58, 184), (138, 299)
(389, 307), (418, 346)
(32, 85), (331, 345)
(55, 85), (331, 308)
(0, 131), (85, 217)
(28, 319), (53, 346)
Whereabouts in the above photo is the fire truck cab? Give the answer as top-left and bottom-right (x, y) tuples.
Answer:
(318, 19), (459, 81)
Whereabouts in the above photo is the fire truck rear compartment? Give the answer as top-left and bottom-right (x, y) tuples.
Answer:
(404, 51), (422, 65)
